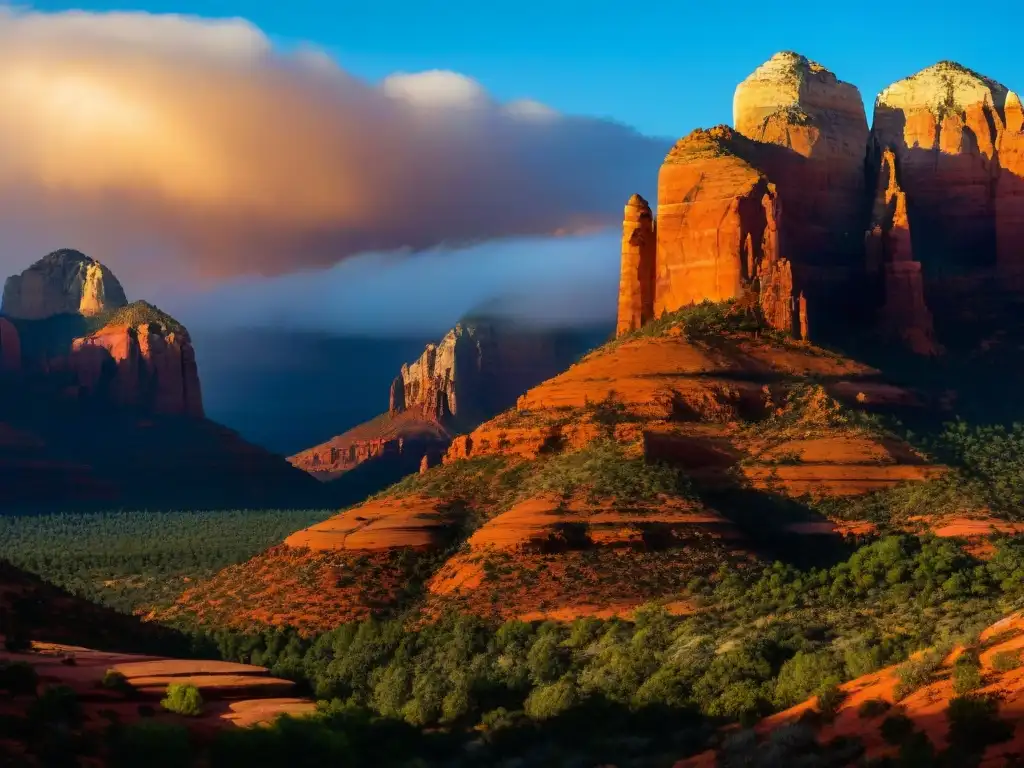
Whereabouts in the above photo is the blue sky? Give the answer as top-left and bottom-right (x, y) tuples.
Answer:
(22, 0), (1024, 138)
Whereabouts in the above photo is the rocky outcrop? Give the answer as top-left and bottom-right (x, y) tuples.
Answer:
(734, 51), (869, 266)
(0, 318), (20, 372)
(390, 324), (490, 424)
(616, 194), (656, 335)
(865, 148), (938, 354)
(294, 322), (603, 479)
(641, 126), (802, 338)
(872, 62), (1009, 273)
(655, 127), (774, 311)
(65, 315), (204, 418)
(2, 249), (127, 320)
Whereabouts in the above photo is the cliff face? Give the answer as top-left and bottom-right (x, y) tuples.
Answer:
(390, 323), (493, 425)
(292, 321), (603, 479)
(998, 91), (1024, 276)
(865, 148), (938, 354)
(64, 313), (204, 418)
(2, 249), (127, 320)
(734, 51), (869, 267)
(654, 127), (770, 313)
(871, 62), (1014, 274)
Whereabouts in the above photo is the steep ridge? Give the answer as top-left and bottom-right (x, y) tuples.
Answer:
(288, 320), (602, 481)
(0, 250), (322, 510)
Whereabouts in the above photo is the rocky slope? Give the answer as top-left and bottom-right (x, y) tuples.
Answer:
(0, 250), (321, 510)
(167, 301), (955, 634)
(677, 611), (1024, 767)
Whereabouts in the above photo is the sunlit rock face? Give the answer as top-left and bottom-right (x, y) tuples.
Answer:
(872, 62), (1012, 274)
(734, 51), (870, 268)
(2, 249), (127, 320)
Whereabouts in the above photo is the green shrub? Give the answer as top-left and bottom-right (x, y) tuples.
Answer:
(991, 649), (1022, 673)
(880, 713), (916, 745)
(0, 660), (38, 695)
(101, 669), (134, 694)
(160, 683), (203, 717)
(946, 694), (1013, 756)
(952, 652), (984, 695)
(857, 698), (890, 719)
(893, 650), (943, 700)
(110, 721), (193, 768)
(773, 650), (844, 708)
(815, 683), (846, 719)
(523, 677), (577, 720)
(28, 685), (81, 724)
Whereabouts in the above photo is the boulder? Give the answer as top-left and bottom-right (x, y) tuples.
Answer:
(872, 62), (1008, 272)
(2, 249), (127, 320)
(734, 51), (869, 266)
(616, 193), (656, 336)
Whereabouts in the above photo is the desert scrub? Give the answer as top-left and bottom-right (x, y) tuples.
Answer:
(519, 439), (692, 503)
(101, 669), (135, 694)
(952, 649), (984, 694)
(161, 683), (204, 716)
(991, 649), (1022, 672)
(102, 300), (186, 334)
(894, 649), (944, 700)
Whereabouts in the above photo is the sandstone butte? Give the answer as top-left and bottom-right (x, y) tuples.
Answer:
(675, 611), (1024, 767)
(0, 250), (322, 509)
(2, 248), (127, 320)
(289, 320), (596, 479)
(618, 53), (1024, 355)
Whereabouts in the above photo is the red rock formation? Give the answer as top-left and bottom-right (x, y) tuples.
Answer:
(616, 193), (656, 336)
(2, 249), (127, 320)
(419, 454), (430, 474)
(872, 62), (1008, 272)
(755, 185), (805, 339)
(998, 91), (1024, 277)
(0, 318), (20, 372)
(655, 128), (800, 337)
(734, 52), (869, 267)
(865, 147), (938, 354)
(68, 323), (203, 417)
(655, 126), (771, 312)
